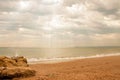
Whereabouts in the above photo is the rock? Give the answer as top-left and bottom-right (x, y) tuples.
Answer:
(0, 56), (36, 79)
(0, 56), (17, 67)
(0, 67), (36, 79)
(12, 56), (28, 67)
(0, 56), (28, 67)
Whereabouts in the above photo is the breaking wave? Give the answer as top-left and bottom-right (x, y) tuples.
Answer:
(27, 53), (120, 64)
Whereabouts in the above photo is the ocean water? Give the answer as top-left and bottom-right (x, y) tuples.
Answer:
(0, 47), (120, 63)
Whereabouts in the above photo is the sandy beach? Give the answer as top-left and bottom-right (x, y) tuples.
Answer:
(18, 56), (120, 80)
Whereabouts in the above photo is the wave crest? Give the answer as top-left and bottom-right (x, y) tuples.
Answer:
(27, 53), (120, 64)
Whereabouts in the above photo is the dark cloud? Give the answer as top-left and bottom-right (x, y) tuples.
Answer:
(97, 8), (118, 15)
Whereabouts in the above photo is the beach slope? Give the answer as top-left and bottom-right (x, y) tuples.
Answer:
(21, 56), (120, 80)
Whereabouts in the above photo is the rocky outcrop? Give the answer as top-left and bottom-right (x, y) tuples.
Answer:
(0, 56), (36, 79)
(0, 67), (35, 79)
(0, 56), (28, 67)
(12, 56), (29, 67)
(0, 56), (17, 67)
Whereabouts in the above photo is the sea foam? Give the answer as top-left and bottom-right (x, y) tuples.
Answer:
(27, 53), (120, 64)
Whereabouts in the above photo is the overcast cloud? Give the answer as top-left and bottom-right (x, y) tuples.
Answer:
(0, 0), (120, 47)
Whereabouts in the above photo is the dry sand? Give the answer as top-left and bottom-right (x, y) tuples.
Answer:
(20, 56), (120, 80)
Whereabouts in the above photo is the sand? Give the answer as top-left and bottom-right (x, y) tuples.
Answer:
(19, 56), (120, 80)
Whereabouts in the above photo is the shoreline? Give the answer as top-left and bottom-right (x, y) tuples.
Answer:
(28, 53), (120, 64)
(20, 55), (120, 80)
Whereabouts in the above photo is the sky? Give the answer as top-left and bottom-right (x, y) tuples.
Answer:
(0, 0), (120, 48)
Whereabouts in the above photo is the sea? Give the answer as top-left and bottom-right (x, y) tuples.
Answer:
(0, 47), (120, 63)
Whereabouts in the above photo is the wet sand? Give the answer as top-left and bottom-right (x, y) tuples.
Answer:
(20, 56), (120, 80)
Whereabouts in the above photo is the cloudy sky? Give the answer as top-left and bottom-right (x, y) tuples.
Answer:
(0, 0), (120, 47)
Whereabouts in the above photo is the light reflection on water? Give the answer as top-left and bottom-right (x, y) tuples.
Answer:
(0, 47), (120, 59)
